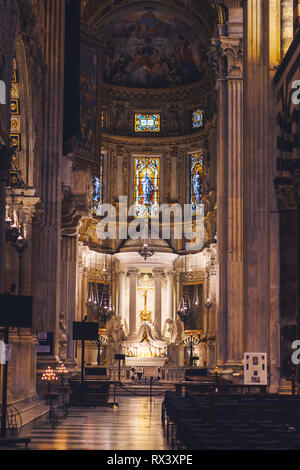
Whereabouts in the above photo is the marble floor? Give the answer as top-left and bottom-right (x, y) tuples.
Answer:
(22, 396), (171, 450)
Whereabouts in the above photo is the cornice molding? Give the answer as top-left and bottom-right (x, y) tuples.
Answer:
(101, 128), (212, 150)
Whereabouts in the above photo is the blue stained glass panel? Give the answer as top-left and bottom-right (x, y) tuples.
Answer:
(192, 109), (204, 129)
(190, 152), (204, 215)
(135, 114), (160, 133)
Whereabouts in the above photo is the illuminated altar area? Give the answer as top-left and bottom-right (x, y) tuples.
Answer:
(77, 240), (217, 374)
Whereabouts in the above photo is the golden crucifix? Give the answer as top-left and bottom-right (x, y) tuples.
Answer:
(137, 275), (154, 323)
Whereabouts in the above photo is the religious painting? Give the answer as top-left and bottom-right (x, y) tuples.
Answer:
(183, 284), (203, 331)
(92, 154), (104, 217)
(190, 152), (204, 215)
(135, 114), (160, 133)
(133, 157), (160, 218)
(73, 41), (98, 159)
(192, 109), (204, 129)
(102, 8), (207, 88)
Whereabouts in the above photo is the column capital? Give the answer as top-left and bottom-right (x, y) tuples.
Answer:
(153, 268), (165, 279)
(274, 176), (297, 210)
(290, 160), (300, 203)
(223, 0), (243, 8)
(165, 271), (175, 280)
(209, 36), (243, 80)
(127, 267), (138, 277)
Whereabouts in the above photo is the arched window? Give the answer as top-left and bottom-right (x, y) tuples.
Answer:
(133, 157), (160, 218)
(190, 152), (204, 215)
(92, 154), (104, 216)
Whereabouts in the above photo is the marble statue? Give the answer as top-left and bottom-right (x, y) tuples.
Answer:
(106, 315), (126, 343)
(59, 312), (67, 361)
(175, 318), (185, 344)
(141, 173), (154, 205)
(167, 343), (178, 364)
(163, 318), (177, 343)
(192, 170), (202, 204)
(106, 315), (126, 365)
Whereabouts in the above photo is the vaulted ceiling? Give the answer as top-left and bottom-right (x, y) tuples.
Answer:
(80, 0), (219, 89)
(81, 0), (217, 40)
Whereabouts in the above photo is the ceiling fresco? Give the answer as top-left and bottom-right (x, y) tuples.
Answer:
(102, 8), (208, 88)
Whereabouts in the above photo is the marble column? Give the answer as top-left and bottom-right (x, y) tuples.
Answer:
(210, 1), (244, 367)
(118, 271), (126, 323)
(32, 0), (66, 358)
(243, 0), (280, 355)
(128, 268), (138, 334)
(166, 272), (174, 321)
(154, 268), (164, 335)
(60, 235), (77, 362)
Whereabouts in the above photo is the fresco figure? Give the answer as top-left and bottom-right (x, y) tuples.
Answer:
(102, 9), (206, 88)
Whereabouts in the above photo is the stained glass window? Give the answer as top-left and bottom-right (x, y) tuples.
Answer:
(134, 157), (160, 218)
(92, 154), (104, 216)
(135, 114), (160, 133)
(190, 152), (204, 215)
(192, 109), (204, 129)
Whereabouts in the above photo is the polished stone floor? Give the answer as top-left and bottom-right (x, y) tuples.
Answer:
(25, 396), (170, 450)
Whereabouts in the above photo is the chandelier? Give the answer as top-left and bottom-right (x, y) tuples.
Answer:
(138, 241), (154, 261)
(138, 222), (155, 261)
(177, 249), (194, 322)
(86, 253), (115, 323)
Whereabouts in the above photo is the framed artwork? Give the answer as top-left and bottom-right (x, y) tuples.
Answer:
(72, 39), (102, 162)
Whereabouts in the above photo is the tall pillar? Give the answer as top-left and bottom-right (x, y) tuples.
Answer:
(166, 272), (174, 321)
(118, 271), (126, 323)
(32, 0), (66, 358)
(60, 235), (77, 362)
(128, 268), (138, 334)
(154, 268), (164, 336)
(210, 1), (244, 367)
(243, 0), (280, 354)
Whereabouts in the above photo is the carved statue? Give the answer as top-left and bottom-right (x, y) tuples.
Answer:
(59, 312), (67, 361)
(167, 343), (177, 364)
(175, 318), (185, 344)
(141, 173), (154, 206)
(163, 318), (177, 343)
(192, 171), (203, 204)
(106, 315), (126, 343)
(106, 315), (126, 365)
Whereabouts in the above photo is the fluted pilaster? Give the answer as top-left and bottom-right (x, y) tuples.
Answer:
(32, 0), (65, 357)
(210, 6), (244, 366)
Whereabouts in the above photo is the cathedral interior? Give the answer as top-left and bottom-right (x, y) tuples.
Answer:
(0, 0), (300, 452)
